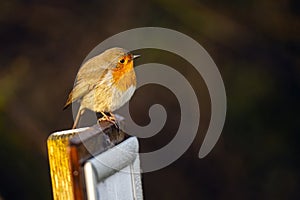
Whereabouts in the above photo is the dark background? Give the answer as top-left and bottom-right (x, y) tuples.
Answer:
(0, 0), (299, 199)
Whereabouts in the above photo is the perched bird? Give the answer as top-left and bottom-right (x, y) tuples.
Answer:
(64, 47), (139, 129)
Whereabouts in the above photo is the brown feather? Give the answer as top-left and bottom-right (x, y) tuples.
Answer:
(63, 47), (135, 113)
(63, 92), (73, 110)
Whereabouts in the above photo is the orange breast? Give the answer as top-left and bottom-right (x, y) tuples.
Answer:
(112, 56), (136, 92)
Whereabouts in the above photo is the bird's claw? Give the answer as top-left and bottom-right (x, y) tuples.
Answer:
(98, 113), (119, 131)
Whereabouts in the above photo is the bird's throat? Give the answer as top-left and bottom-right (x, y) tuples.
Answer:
(112, 62), (136, 92)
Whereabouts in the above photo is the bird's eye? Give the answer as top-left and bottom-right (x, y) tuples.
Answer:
(119, 59), (125, 64)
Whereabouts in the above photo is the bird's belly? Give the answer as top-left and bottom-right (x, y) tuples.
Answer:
(81, 70), (136, 112)
(110, 85), (136, 111)
(81, 89), (112, 112)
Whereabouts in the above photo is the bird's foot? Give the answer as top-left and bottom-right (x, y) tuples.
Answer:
(98, 112), (119, 130)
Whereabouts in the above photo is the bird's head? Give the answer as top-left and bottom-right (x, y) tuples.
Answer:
(101, 47), (140, 83)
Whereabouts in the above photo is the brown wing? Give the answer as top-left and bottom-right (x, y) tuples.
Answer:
(63, 60), (110, 109)
(63, 83), (92, 109)
(63, 48), (121, 110)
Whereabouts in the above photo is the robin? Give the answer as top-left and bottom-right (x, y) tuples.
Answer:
(64, 47), (140, 129)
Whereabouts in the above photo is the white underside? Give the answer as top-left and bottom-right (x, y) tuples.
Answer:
(111, 85), (136, 111)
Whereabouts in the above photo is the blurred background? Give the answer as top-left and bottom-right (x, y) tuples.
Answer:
(0, 0), (299, 199)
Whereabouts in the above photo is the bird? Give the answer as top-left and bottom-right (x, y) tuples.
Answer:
(64, 47), (139, 129)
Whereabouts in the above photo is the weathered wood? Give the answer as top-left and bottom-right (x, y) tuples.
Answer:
(69, 122), (127, 200)
(83, 137), (143, 200)
(47, 120), (127, 200)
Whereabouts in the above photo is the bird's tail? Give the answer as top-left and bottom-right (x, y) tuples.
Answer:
(63, 93), (72, 110)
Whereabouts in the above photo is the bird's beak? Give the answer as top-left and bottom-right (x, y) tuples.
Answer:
(133, 54), (140, 60)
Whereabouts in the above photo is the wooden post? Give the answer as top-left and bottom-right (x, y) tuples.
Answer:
(47, 121), (129, 200)
(83, 137), (143, 200)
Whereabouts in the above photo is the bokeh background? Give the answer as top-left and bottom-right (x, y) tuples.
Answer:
(0, 0), (299, 199)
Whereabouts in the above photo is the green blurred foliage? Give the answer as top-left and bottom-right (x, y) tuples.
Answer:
(0, 0), (299, 199)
